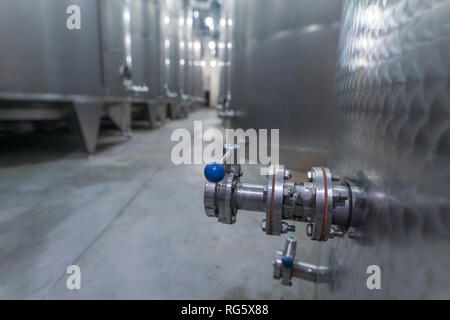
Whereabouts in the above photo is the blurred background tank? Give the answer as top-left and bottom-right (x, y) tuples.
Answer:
(207, 0), (450, 299)
(315, 0), (450, 299)
(186, 1), (205, 106)
(217, 0), (234, 111)
(0, 0), (138, 152)
(177, 0), (205, 114)
(0, 0), (205, 152)
(192, 35), (205, 103)
(130, 0), (167, 128)
(162, 0), (184, 119)
(0, 0), (105, 97)
(187, 1), (205, 108)
(178, 1), (189, 110)
(226, 0), (343, 172)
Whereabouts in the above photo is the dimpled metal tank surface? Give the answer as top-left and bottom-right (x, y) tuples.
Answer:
(202, 0), (450, 298)
(316, 0), (450, 299)
(227, 0), (343, 171)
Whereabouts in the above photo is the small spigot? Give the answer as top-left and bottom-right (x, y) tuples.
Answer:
(273, 236), (331, 286)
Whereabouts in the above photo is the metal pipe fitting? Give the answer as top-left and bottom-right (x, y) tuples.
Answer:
(235, 183), (266, 212)
(202, 146), (369, 287)
(273, 237), (331, 286)
(204, 159), (367, 240)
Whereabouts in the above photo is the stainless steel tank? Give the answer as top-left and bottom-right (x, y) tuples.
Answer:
(129, 0), (167, 128)
(155, 0), (166, 103)
(129, 0), (149, 93)
(0, 0), (137, 152)
(182, 1), (193, 102)
(161, 0), (183, 119)
(316, 0), (450, 299)
(218, 0), (233, 108)
(228, 0), (343, 171)
(0, 0), (104, 96)
(192, 38), (205, 105)
(179, 0), (204, 109)
(178, 1), (188, 102)
(193, 39), (205, 102)
(191, 13), (204, 104)
(150, 0), (169, 125)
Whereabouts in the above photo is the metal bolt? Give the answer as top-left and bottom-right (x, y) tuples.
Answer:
(306, 223), (313, 237)
(330, 227), (345, 238)
(284, 170), (292, 180)
(348, 230), (362, 240)
(281, 221), (296, 234)
(284, 185), (295, 197)
(332, 174), (340, 182)
(333, 190), (349, 202)
(299, 188), (314, 202)
(307, 171), (313, 182)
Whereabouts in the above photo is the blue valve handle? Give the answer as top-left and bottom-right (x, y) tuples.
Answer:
(204, 145), (238, 183)
(204, 162), (226, 183)
(282, 256), (294, 269)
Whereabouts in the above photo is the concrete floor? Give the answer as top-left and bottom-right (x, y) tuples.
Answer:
(0, 108), (321, 299)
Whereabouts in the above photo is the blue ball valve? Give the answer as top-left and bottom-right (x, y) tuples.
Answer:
(204, 162), (226, 183)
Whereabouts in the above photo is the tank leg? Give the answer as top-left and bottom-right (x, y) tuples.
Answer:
(168, 103), (177, 120)
(148, 104), (168, 128)
(179, 100), (189, 118)
(105, 103), (132, 137)
(68, 102), (103, 154)
(146, 103), (158, 129)
(157, 104), (167, 124)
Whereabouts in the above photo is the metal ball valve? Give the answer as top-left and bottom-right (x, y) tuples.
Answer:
(203, 146), (367, 241)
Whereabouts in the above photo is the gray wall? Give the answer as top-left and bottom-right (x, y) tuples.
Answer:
(317, 0), (450, 299)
